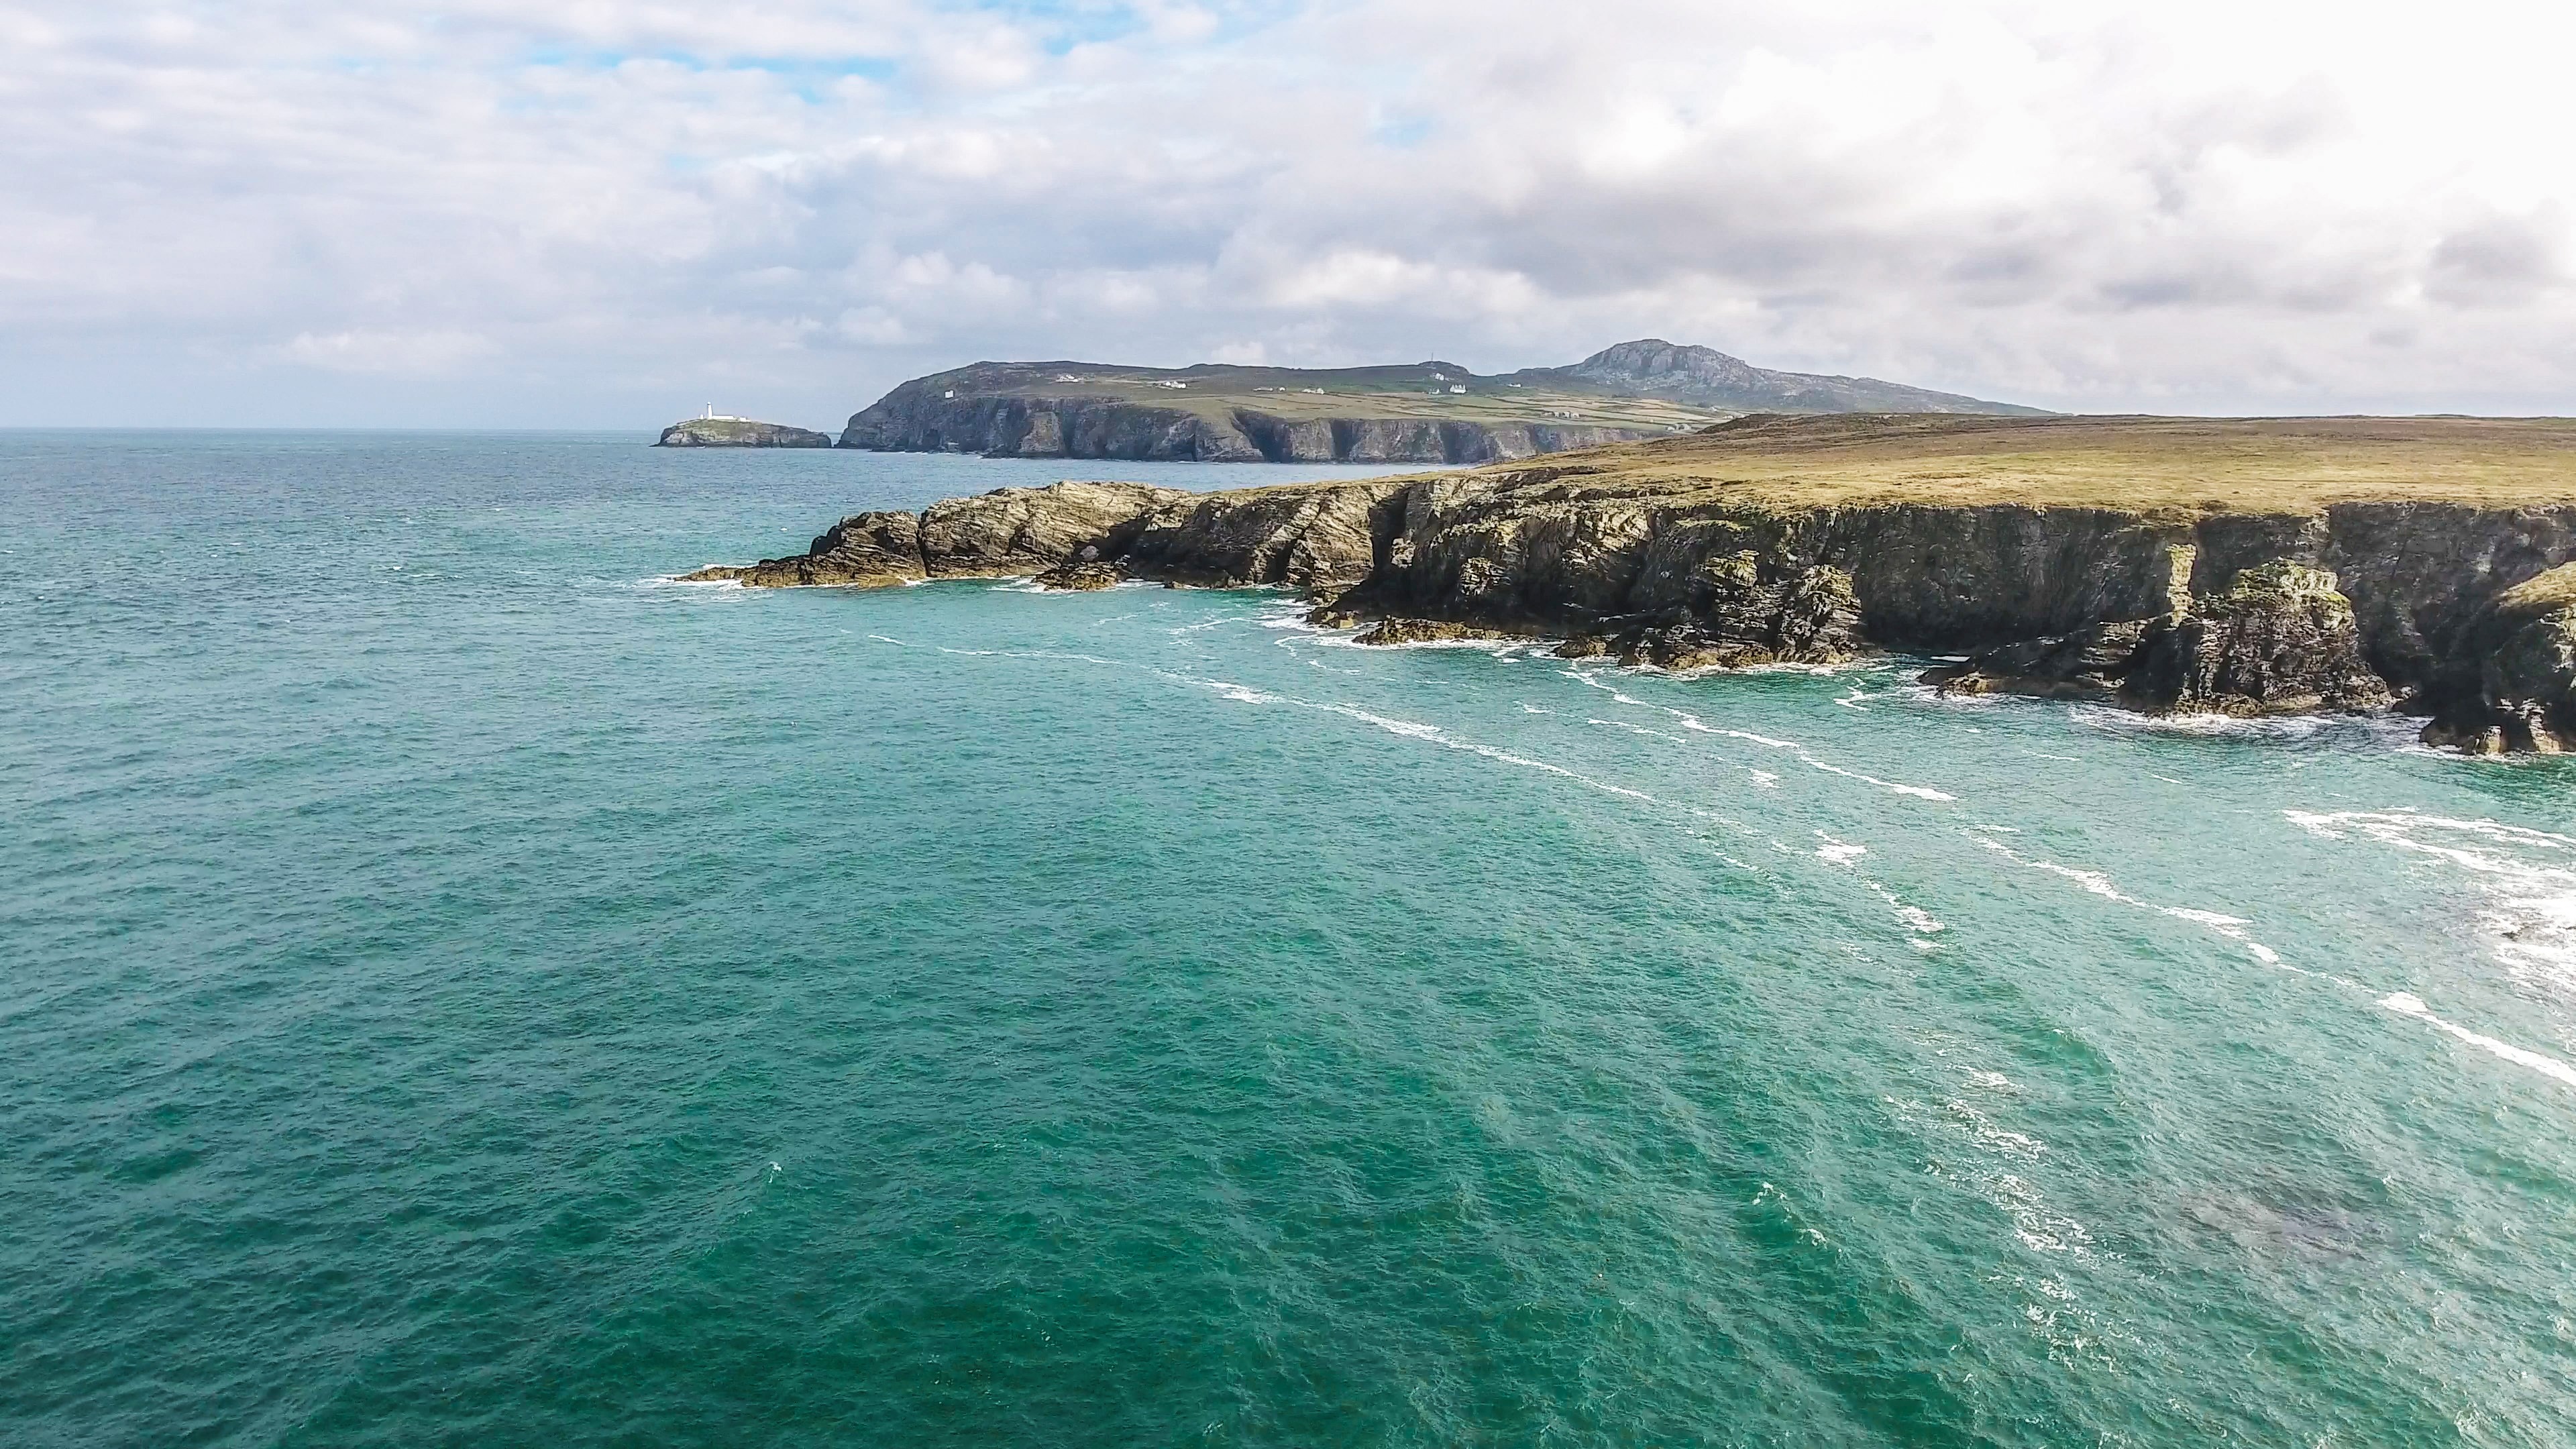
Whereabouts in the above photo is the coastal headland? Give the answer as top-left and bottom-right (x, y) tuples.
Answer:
(686, 414), (2576, 753)
(835, 340), (2045, 464)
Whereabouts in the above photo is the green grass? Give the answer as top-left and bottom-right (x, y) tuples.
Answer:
(925, 361), (1725, 433)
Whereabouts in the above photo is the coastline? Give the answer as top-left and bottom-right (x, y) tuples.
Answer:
(684, 415), (2576, 753)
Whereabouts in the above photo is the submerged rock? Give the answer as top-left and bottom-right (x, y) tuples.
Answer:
(1352, 618), (1519, 646)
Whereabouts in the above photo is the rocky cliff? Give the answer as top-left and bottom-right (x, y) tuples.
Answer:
(839, 382), (1658, 464)
(835, 341), (2041, 463)
(688, 416), (2576, 753)
(657, 417), (834, 447)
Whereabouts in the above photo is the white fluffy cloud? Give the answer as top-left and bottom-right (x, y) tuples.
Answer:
(3, 0), (2573, 424)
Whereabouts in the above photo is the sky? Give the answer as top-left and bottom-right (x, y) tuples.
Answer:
(4, 0), (2573, 427)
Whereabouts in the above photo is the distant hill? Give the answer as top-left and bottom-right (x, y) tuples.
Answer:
(1512, 339), (2049, 417)
(837, 340), (2045, 463)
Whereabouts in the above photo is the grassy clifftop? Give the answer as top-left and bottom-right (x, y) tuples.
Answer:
(1466, 413), (2576, 511)
(878, 358), (1723, 434)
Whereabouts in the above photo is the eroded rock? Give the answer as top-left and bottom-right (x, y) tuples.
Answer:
(1926, 561), (2387, 716)
(735, 511), (926, 588)
(1352, 618), (1520, 646)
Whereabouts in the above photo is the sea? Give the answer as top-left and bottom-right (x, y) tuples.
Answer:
(6, 431), (2576, 1447)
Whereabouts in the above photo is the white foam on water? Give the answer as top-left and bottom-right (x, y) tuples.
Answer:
(1815, 835), (1868, 866)
(1309, 702), (1662, 802)
(1877, 888), (1946, 936)
(1205, 682), (1275, 705)
(2162, 907), (2284, 965)
(1588, 718), (1690, 745)
(1906, 683), (2004, 710)
(1749, 770), (1780, 789)
(1970, 837), (2304, 973)
(1566, 669), (1958, 801)
(1803, 757), (1956, 802)
(1974, 826), (2576, 1094)
(1945, 1097), (2044, 1159)
(1884, 1093), (2092, 1258)
(2379, 992), (2576, 1089)
(2286, 810), (2576, 983)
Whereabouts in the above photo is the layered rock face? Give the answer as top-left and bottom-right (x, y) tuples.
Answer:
(657, 418), (834, 447)
(680, 482), (1191, 588)
(839, 383), (1657, 464)
(688, 462), (2576, 751)
(2419, 562), (2576, 753)
(1923, 559), (2391, 714)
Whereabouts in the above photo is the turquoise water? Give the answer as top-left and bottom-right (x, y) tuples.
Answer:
(7, 432), (2576, 1447)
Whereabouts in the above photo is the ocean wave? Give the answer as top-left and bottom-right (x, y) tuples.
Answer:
(2379, 992), (2576, 1089)
(2285, 809), (2576, 992)
(2070, 704), (2426, 750)
(1978, 820), (2576, 1093)
(1815, 834), (1868, 866)
(1970, 833), (2302, 973)
(1566, 669), (1959, 802)
(1882, 1093), (2091, 1258)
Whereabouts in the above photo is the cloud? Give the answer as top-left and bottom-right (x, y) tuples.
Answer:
(3, 0), (2576, 425)
(276, 329), (497, 376)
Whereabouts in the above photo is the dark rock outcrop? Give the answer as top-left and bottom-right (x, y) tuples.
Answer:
(1923, 559), (2391, 715)
(915, 482), (1193, 577)
(657, 417), (833, 448)
(1124, 480), (1410, 589)
(2418, 562), (2576, 752)
(717, 511), (926, 588)
(1032, 553), (1125, 591)
(1352, 618), (1522, 646)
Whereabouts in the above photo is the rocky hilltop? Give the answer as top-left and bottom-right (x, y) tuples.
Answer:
(686, 415), (2576, 753)
(836, 340), (2040, 464)
(657, 417), (834, 448)
(1521, 339), (2052, 415)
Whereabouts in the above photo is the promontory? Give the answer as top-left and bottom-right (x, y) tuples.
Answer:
(832, 339), (2045, 465)
(684, 414), (2576, 754)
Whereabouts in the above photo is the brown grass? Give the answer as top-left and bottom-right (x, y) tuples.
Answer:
(1453, 414), (2576, 513)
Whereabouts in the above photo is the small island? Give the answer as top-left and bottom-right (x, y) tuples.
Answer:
(656, 411), (833, 448)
